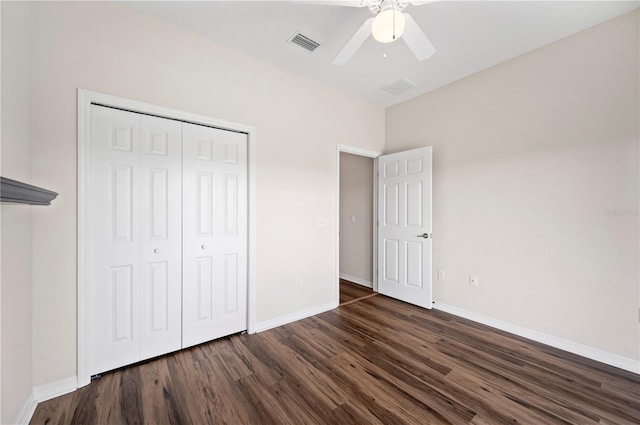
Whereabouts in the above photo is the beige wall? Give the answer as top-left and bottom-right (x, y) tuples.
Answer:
(3, 1), (638, 419)
(386, 10), (639, 360)
(339, 153), (374, 285)
(1, 1), (34, 423)
(27, 1), (384, 386)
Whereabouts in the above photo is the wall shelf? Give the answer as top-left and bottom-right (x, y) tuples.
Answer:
(0, 177), (58, 205)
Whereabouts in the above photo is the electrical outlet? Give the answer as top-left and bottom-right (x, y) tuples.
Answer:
(438, 269), (446, 280)
(295, 276), (302, 287)
(469, 275), (479, 287)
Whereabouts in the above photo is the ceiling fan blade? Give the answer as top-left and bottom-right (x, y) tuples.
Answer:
(409, 0), (440, 5)
(402, 13), (436, 61)
(333, 17), (374, 65)
(290, 0), (368, 6)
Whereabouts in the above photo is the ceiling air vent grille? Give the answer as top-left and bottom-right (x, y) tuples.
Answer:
(289, 32), (320, 52)
(381, 78), (418, 95)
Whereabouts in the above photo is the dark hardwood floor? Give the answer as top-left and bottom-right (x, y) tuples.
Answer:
(339, 278), (375, 305)
(31, 295), (640, 424)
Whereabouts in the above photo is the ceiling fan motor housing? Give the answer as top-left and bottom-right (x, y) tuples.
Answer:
(368, 0), (410, 15)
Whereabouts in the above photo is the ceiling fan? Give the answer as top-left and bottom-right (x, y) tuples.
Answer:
(298, 0), (437, 65)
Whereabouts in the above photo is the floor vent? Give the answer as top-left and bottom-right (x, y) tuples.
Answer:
(381, 78), (417, 95)
(288, 32), (320, 52)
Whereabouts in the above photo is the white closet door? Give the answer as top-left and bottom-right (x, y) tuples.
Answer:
(182, 123), (248, 348)
(91, 105), (142, 374)
(91, 106), (182, 374)
(139, 115), (182, 360)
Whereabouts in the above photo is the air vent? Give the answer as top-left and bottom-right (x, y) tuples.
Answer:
(288, 32), (320, 52)
(381, 78), (417, 95)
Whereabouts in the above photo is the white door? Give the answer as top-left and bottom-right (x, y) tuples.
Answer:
(91, 105), (141, 374)
(91, 105), (182, 374)
(377, 147), (432, 308)
(182, 123), (248, 348)
(138, 115), (183, 361)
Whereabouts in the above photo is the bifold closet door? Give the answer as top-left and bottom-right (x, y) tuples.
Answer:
(182, 123), (248, 348)
(90, 105), (182, 374)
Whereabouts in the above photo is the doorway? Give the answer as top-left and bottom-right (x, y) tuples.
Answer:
(336, 145), (381, 305)
(336, 145), (433, 310)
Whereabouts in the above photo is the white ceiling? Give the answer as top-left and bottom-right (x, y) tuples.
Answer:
(125, 1), (639, 107)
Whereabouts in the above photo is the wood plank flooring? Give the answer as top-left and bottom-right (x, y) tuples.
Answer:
(31, 295), (640, 424)
(339, 278), (375, 305)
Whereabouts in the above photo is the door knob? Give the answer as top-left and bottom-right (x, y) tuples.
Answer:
(417, 233), (430, 239)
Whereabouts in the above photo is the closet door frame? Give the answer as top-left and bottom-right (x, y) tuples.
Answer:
(77, 89), (257, 388)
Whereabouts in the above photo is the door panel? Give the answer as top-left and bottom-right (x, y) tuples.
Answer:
(197, 256), (214, 321)
(224, 175), (238, 234)
(384, 239), (399, 283)
(406, 181), (423, 227)
(111, 165), (134, 241)
(223, 254), (238, 313)
(149, 168), (168, 240)
(111, 265), (134, 341)
(91, 105), (141, 374)
(377, 147), (432, 308)
(182, 123), (248, 348)
(139, 115), (182, 361)
(406, 241), (423, 288)
(148, 261), (169, 332)
(91, 106), (182, 373)
(383, 183), (399, 225)
(197, 172), (213, 236)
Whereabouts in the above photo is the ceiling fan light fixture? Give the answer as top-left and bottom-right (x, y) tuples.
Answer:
(372, 8), (406, 43)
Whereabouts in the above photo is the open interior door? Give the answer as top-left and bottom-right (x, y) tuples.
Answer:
(377, 147), (432, 308)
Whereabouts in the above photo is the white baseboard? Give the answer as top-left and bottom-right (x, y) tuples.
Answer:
(433, 302), (640, 375)
(14, 390), (36, 425)
(255, 301), (337, 333)
(33, 375), (77, 403)
(14, 376), (77, 425)
(339, 273), (372, 288)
